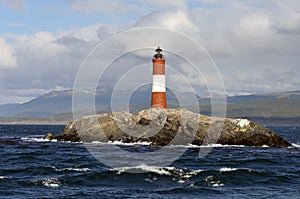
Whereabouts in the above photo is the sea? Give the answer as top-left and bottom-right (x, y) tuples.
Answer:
(0, 124), (299, 199)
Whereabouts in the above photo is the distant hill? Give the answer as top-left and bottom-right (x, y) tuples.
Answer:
(0, 103), (20, 116)
(198, 91), (300, 122)
(0, 87), (190, 117)
(0, 89), (299, 124)
(226, 97), (300, 118)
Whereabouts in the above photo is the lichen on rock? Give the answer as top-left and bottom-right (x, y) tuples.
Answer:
(45, 108), (292, 148)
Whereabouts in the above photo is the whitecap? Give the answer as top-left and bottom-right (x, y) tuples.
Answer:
(58, 168), (89, 172)
(32, 178), (60, 188)
(177, 179), (185, 183)
(51, 166), (89, 172)
(0, 176), (9, 180)
(165, 143), (247, 148)
(212, 183), (225, 187)
(111, 164), (204, 184)
(42, 178), (60, 188)
(85, 141), (254, 148)
(292, 143), (300, 148)
(21, 137), (82, 143)
(21, 137), (57, 142)
(219, 167), (254, 173)
(89, 140), (151, 146)
(205, 175), (225, 187)
(200, 144), (246, 148)
(219, 167), (238, 172)
(112, 164), (174, 175)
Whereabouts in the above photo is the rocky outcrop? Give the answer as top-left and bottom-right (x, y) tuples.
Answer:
(45, 108), (292, 147)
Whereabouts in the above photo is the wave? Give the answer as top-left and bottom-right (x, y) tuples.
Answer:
(219, 167), (238, 172)
(205, 175), (225, 187)
(54, 167), (90, 172)
(186, 143), (247, 148)
(21, 137), (82, 143)
(89, 140), (151, 146)
(112, 165), (177, 175)
(32, 178), (60, 188)
(86, 142), (247, 148)
(22, 137), (294, 149)
(111, 165), (256, 176)
(219, 167), (254, 173)
(291, 143), (300, 148)
(21, 137), (57, 142)
(0, 176), (9, 180)
(111, 164), (205, 184)
(111, 164), (203, 176)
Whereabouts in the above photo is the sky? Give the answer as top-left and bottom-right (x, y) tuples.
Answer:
(0, 0), (299, 104)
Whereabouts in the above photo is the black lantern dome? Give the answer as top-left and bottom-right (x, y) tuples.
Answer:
(154, 46), (163, 59)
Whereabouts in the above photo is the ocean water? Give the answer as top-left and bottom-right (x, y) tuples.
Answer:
(0, 124), (299, 198)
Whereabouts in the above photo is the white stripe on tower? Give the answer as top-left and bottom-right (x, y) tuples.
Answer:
(152, 75), (166, 92)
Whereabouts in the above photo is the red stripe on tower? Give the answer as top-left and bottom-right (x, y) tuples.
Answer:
(151, 47), (166, 108)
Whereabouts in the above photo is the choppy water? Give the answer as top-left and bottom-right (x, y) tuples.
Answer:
(0, 124), (299, 198)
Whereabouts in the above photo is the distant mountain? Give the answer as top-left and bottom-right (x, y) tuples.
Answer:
(7, 90), (74, 117)
(199, 90), (300, 118)
(226, 97), (300, 118)
(0, 103), (20, 116)
(1, 89), (299, 121)
(227, 90), (300, 104)
(1, 87), (188, 117)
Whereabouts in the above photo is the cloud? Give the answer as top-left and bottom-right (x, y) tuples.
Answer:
(1, 0), (300, 104)
(0, 38), (17, 69)
(131, 2), (300, 94)
(58, 24), (113, 41)
(134, 11), (196, 31)
(0, 88), (51, 104)
(0, 29), (99, 94)
(67, 0), (140, 14)
(223, 68), (300, 94)
(143, 0), (188, 11)
(2, 0), (26, 12)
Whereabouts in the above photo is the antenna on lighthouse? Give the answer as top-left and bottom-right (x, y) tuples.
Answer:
(151, 46), (166, 108)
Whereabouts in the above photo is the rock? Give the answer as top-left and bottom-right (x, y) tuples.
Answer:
(46, 108), (292, 147)
(44, 132), (53, 140)
(0, 139), (18, 145)
(44, 129), (80, 142)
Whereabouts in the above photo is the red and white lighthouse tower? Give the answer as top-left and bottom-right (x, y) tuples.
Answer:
(151, 47), (166, 108)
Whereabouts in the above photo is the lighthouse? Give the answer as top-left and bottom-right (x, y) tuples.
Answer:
(151, 47), (166, 108)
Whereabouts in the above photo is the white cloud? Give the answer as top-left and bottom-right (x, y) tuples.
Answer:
(0, 28), (100, 93)
(58, 24), (113, 41)
(0, 38), (17, 69)
(19, 32), (67, 62)
(143, 0), (187, 10)
(68, 0), (139, 14)
(134, 11), (196, 32)
(0, 88), (51, 104)
(1, 0), (300, 104)
(223, 67), (300, 94)
(132, 3), (300, 94)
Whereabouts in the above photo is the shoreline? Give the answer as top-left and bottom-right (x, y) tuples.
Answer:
(0, 122), (68, 125)
(1, 117), (300, 126)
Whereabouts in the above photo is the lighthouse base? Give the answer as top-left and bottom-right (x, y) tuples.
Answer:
(151, 92), (167, 108)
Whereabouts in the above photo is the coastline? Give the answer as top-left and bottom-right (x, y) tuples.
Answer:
(1, 117), (300, 126)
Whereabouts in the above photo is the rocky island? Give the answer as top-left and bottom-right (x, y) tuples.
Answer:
(45, 108), (292, 148)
